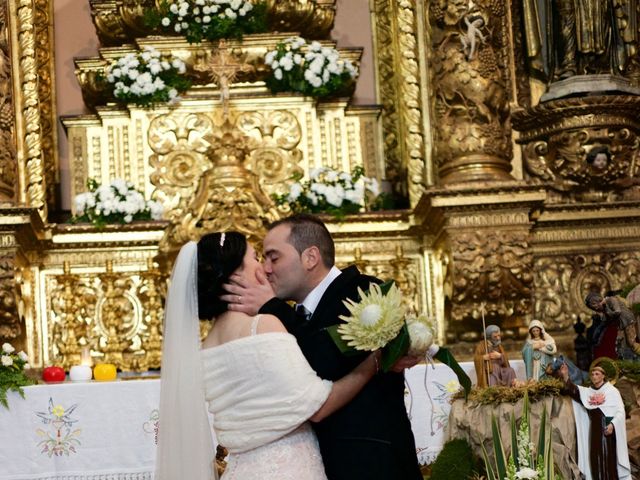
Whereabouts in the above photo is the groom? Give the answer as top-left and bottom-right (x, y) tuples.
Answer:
(223, 214), (422, 480)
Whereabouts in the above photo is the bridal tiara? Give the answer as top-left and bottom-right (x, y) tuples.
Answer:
(219, 232), (226, 247)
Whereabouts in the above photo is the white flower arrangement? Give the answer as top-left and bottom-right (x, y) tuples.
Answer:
(0, 342), (34, 409)
(105, 47), (190, 107)
(486, 391), (556, 480)
(72, 179), (164, 228)
(265, 36), (358, 97)
(150, 0), (267, 44)
(273, 166), (382, 218)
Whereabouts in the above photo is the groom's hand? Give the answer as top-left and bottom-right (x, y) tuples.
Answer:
(221, 270), (276, 316)
(389, 355), (421, 373)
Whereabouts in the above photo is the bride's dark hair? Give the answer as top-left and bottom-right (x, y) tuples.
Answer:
(197, 231), (247, 320)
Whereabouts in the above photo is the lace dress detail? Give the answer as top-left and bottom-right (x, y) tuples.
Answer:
(201, 332), (332, 480)
(222, 423), (327, 480)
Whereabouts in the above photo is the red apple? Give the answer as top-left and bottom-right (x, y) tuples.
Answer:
(42, 366), (66, 383)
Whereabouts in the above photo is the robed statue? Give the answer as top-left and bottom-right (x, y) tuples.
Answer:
(523, 0), (640, 81)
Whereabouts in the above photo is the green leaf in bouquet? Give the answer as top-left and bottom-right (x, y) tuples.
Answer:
(379, 280), (395, 296)
(380, 322), (410, 372)
(325, 325), (360, 356)
(433, 347), (472, 399)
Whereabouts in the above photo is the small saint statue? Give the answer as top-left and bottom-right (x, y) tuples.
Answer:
(473, 324), (517, 388)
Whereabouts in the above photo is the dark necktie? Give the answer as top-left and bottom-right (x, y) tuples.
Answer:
(295, 304), (312, 322)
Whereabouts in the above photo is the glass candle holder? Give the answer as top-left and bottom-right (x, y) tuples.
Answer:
(93, 363), (117, 381)
(69, 365), (92, 382)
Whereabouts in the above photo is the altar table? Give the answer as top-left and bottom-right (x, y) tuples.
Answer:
(0, 361), (525, 478)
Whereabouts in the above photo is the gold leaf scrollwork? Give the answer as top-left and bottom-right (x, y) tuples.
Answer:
(149, 113), (214, 218)
(134, 258), (165, 370)
(450, 229), (532, 337)
(50, 262), (96, 369)
(534, 252), (640, 331)
(429, 0), (513, 183)
(514, 95), (640, 196)
(236, 110), (303, 197)
(158, 116), (282, 253)
(0, 254), (20, 341)
(96, 261), (141, 368)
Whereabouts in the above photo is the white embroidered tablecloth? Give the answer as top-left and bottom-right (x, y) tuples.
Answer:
(1, 361), (526, 478)
(0, 379), (164, 480)
(405, 359), (526, 465)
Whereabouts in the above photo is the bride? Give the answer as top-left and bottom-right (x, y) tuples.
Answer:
(155, 231), (379, 479)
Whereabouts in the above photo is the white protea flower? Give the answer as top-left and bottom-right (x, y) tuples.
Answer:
(2, 343), (15, 354)
(1, 355), (13, 367)
(337, 282), (406, 351)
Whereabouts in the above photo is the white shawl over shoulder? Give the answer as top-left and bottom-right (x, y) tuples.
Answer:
(202, 332), (332, 453)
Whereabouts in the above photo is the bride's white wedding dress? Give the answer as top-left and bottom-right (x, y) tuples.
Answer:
(201, 318), (331, 480)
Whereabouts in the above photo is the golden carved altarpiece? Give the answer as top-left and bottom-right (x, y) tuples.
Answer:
(0, 0), (639, 368)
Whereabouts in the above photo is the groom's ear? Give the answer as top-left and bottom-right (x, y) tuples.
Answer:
(301, 246), (321, 270)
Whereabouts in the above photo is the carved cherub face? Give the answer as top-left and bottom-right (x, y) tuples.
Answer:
(592, 153), (608, 170)
(586, 147), (610, 172)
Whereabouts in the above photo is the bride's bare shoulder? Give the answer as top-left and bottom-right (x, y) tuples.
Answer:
(256, 314), (287, 334)
(202, 312), (253, 348)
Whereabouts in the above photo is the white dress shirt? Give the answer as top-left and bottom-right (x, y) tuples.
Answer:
(299, 266), (341, 315)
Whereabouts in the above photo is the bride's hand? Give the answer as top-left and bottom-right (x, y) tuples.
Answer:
(221, 270), (276, 315)
(388, 354), (421, 373)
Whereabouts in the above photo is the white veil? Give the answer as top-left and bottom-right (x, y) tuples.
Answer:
(155, 241), (217, 480)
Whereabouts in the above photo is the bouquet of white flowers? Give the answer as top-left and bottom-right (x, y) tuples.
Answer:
(105, 47), (191, 107)
(272, 166), (382, 218)
(72, 179), (164, 228)
(0, 342), (35, 409)
(147, 0), (268, 44)
(326, 281), (471, 398)
(265, 36), (358, 98)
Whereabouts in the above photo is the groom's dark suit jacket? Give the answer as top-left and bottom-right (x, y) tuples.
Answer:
(260, 266), (422, 480)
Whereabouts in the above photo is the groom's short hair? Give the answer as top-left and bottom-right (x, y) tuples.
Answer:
(268, 214), (335, 268)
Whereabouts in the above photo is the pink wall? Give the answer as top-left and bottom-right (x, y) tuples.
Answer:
(53, 0), (100, 210)
(52, 0), (376, 209)
(332, 0), (376, 105)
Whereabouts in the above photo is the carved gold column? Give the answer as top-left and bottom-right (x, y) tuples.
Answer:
(7, 0), (58, 218)
(0, 209), (45, 358)
(371, 0), (427, 206)
(428, 0), (514, 183)
(418, 186), (546, 345)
